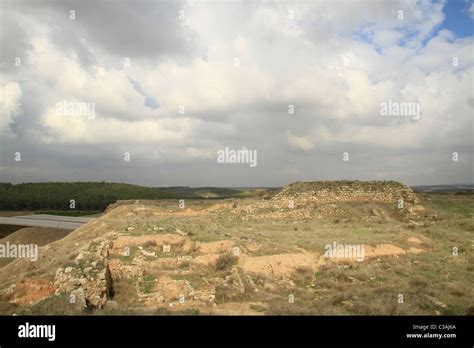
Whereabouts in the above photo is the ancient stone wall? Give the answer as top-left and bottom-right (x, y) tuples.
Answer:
(54, 239), (114, 310)
(271, 181), (420, 207)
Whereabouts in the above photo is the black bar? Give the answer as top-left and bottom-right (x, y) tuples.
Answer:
(0, 315), (472, 346)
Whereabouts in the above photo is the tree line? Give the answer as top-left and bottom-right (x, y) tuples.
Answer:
(0, 182), (180, 211)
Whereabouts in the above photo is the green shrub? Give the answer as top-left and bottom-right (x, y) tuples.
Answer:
(215, 252), (238, 270)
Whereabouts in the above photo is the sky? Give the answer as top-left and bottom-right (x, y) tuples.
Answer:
(0, 0), (473, 187)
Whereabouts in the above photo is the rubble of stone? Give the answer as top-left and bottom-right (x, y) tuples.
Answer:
(54, 239), (114, 310)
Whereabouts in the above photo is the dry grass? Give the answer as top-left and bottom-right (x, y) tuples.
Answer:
(1, 193), (473, 315)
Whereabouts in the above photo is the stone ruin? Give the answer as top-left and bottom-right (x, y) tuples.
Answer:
(52, 180), (422, 311)
(271, 180), (420, 207)
(54, 239), (114, 310)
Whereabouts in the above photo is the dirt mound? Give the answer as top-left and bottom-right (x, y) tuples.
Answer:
(408, 237), (422, 244)
(197, 240), (235, 254)
(364, 244), (407, 257)
(239, 251), (319, 278)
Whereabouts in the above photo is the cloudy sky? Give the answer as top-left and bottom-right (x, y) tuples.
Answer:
(1, 0), (473, 187)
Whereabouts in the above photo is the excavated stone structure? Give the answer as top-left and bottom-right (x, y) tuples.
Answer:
(271, 180), (420, 207)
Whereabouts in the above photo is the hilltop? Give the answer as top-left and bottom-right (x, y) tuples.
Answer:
(272, 180), (420, 204)
(0, 181), (472, 315)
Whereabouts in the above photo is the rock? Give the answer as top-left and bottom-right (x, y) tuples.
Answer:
(215, 270), (245, 300)
(341, 300), (354, 308)
(141, 249), (156, 257)
(89, 296), (101, 307)
(95, 260), (105, 270)
(175, 228), (187, 236)
(104, 300), (119, 310)
(406, 220), (424, 228)
(70, 288), (86, 308)
(244, 274), (259, 292)
(64, 267), (73, 274)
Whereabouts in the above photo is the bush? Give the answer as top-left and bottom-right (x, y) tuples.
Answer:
(215, 253), (238, 270)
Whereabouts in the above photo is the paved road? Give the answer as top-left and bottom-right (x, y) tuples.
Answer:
(0, 214), (95, 230)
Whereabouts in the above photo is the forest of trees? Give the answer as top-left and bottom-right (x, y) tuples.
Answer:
(0, 182), (244, 211)
(0, 182), (180, 211)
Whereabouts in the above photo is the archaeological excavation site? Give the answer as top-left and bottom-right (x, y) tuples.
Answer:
(0, 181), (472, 316)
(2, 1), (472, 344)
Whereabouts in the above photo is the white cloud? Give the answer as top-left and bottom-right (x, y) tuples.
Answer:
(1, 0), (472, 186)
(468, 3), (474, 20)
(287, 131), (314, 151)
(0, 82), (22, 135)
(41, 107), (192, 145)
